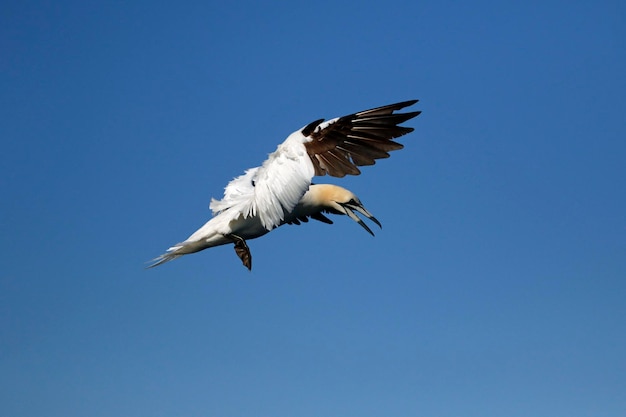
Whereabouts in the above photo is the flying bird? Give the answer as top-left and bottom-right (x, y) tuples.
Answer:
(149, 100), (420, 270)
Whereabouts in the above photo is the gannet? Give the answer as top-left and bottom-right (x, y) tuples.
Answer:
(149, 100), (420, 270)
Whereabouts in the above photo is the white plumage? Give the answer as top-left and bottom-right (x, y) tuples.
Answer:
(149, 100), (420, 270)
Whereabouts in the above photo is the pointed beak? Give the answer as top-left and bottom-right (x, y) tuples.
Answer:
(339, 201), (382, 236)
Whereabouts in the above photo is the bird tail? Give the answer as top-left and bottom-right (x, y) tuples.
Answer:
(146, 245), (184, 268)
(147, 220), (233, 269)
(146, 238), (215, 268)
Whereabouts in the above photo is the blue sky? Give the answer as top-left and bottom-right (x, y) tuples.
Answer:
(1, 1), (625, 416)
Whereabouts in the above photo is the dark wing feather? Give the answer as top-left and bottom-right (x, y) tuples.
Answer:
(286, 212), (334, 226)
(304, 100), (420, 178)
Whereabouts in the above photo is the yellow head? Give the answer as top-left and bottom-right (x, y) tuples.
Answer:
(303, 184), (382, 235)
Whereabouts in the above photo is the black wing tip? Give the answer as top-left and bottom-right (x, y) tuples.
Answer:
(382, 99), (419, 112)
(405, 110), (422, 118)
(302, 118), (325, 136)
(395, 99), (419, 108)
(355, 99), (420, 117)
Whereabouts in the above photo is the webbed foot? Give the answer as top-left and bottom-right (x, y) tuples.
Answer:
(226, 234), (252, 270)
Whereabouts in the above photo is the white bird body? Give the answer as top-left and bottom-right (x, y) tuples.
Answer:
(150, 100), (420, 270)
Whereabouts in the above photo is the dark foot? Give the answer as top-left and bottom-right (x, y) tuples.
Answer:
(226, 234), (252, 270)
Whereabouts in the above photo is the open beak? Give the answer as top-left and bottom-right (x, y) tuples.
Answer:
(339, 201), (382, 236)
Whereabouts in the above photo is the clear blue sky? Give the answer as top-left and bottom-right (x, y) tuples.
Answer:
(2, 1), (625, 416)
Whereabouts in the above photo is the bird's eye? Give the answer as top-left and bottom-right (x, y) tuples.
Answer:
(348, 198), (357, 205)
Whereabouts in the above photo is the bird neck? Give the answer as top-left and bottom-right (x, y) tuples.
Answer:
(293, 184), (345, 216)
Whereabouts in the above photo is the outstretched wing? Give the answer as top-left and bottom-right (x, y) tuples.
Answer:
(210, 100), (420, 231)
(303, 100), (420, 177)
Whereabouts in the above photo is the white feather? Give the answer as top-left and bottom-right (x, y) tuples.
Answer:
(208, 129), (315, 231)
